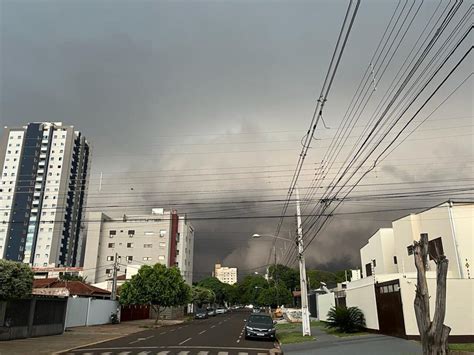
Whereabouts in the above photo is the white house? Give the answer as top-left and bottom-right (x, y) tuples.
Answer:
(345, 201), (473, 341)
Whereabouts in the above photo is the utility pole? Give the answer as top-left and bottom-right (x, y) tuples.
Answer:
(111, 252), (119, 301)
(296, 188), (311, 336)
(273, 243), (280, 307)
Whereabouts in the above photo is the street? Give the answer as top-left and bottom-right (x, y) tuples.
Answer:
(59, 311), (278, 355)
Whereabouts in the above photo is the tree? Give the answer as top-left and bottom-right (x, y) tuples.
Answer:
(197, 277), (227, 305)
(268, 264), (300, 291)
(413, 233), (450, 355)
(257, 281), (292, 308)
(120, 264), (191, 324)
(237, 274), (268, 306)
(306, 269), (344, 289)
(0, 260), (34, 301)
(192, 286), (215, 308)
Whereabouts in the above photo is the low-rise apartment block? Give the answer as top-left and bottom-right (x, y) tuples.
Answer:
(83, 208), (194, 285)
(214, 263), (237, 285)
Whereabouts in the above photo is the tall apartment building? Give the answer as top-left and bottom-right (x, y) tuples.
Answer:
(0, 122), (90, 267)
(83, 208), (194, 285)
(214, 263), (237, 285)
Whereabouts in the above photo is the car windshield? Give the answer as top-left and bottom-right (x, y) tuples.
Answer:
(197, 309), (206, 313)
(248, 315), (273, 326)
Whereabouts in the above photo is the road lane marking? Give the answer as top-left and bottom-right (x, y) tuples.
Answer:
(217, 352), (229, 355)
(136, 352), (150, 355)
(74, 346), (273, 351)
(159, 331), (167, 335)
(156, 352), (169, 355)
(238, 353), (249, 355)
(177, 352), (190, 355)
(257, 353), (269, 355)
(197, 352), (209, 355)
(198, 330), (207, 334)
(178, 337), (192, 345)
(210, 325), (216, 328)
(117, 352), (131, 355)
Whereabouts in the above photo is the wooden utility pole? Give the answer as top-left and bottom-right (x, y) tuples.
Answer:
(413, 233), (450, 355)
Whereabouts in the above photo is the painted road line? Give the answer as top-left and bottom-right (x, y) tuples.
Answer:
(257, 353), (269, 355)
(136, 352), (150, 355)
(197, 352), (209, 355)
(210, 325), (216, 328)
(217, 352), (229, 355)
(156, 352), (169, 355)
(176, 352), (190, 355)
(75, 346), (272, 352)
(159, 331), (167, 335)
(178, 337), (192, 345)
(238, 353), (249, 355)
(198, 330), (207, 334)
(117, 352), (131, 355)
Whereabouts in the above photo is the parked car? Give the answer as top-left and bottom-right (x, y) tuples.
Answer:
(207, 307), (216, 316)
(252, 307), (261, 313)
(216, 307), (226, 315)
(244, 313), (276, 340)
(195, 308), (208, 319)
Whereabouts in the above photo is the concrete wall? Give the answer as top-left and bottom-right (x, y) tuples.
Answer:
(316, 293), (335, 322)
(346, 278), (379, 330)
(87, 299), (119, 326)
(64, 297), (119, 328)
(399, 277), (474, 336)
(65, 297), (89, 328)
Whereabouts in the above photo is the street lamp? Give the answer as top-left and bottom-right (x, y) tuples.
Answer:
(251, 232), (311, 336)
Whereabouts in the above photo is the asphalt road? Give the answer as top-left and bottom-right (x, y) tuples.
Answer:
(60, 310), (278, 355)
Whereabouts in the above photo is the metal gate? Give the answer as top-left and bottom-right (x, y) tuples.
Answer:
(375, 279), (406, 338)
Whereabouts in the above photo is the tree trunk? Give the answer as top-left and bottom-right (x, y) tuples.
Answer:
(153, 305), (161, 325)
(413, 233), (451, 355)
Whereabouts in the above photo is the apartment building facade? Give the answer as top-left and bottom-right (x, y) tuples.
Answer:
(0, 122), (90, 267)
(82, 208), (194, 284)
(214, 263), (237, 285)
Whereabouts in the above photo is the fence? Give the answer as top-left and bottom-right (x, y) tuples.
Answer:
(65, 298), (119, 328)
(120, 304), (150, 322)
(0, 298), (67, 341)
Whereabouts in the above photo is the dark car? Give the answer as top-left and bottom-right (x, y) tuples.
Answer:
(244, 314), (276, 340)
(195, 308), (208, 319)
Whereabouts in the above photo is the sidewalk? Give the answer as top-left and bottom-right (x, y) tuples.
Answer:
(0, 319), (184, 355)
(281, 324), (422, 355)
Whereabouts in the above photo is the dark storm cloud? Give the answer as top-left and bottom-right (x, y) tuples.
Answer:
(1, 0), (472, 279)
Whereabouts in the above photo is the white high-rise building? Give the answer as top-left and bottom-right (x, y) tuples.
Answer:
(82, 209), (194, 285)
(214, 263), (237, 285)
(0, 122), (90, 267)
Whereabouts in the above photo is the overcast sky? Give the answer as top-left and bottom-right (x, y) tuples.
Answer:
(1, 0), (472, 280)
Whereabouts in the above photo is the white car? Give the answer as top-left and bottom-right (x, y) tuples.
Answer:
(216, 307), (226, 314)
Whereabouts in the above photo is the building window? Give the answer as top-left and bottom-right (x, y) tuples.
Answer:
(127, 242), (133, 248)
(109, 230), (116, 238)
(393, 256), (398, 264)
(365, 263), (372, 277)
(372, 259), (376, 267)
(105, 269), (112, 274)
(144, 243), (152, 248)
(126, 256), (133, 263)
(143, 257), (152, 261)
(106, 256), (114, 261)
(128, 230), (135, 237)
(159, 242), (166, 248)
(407, 245), (414, 256)
(158, 255), (165, 261)
(108, 243), (115, 248)
(159, 230), (166, 237)
(144, 231), (154, 236)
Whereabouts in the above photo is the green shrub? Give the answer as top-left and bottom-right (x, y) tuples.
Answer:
(326, 306), (365, 333)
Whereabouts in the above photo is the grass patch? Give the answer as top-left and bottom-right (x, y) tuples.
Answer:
(448, 343), (474, 351)
(277, 331), (316, 344)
